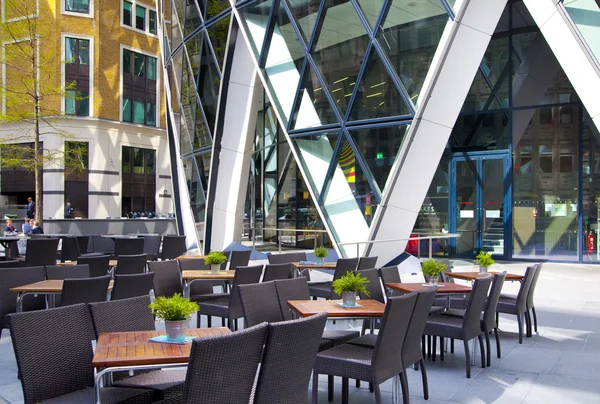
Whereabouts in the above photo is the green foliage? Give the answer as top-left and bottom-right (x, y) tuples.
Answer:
(148, 294), (199, 321)
(421, 259), (447, 277)
(333, 271), (370, 296)
(475, 251), (495, 268)
(204, 251), (228, 265)
(314, 246), (329, 259)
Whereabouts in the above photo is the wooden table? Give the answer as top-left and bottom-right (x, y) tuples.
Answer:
(291, 261), (337, 270)
(182, 270), (235, 297)
(288, 299), (386, 319)
(386, 282), (472, 294)
(57, 259), (118, 267)
(11, 279), (114, 312)
(445, 271), (523, 282)
(0, 236), (21, 258)
(176, 254), (206, 260)
(93, 327), (230, 404)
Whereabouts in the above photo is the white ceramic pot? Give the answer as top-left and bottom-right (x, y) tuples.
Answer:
(479, 265), (488, 274)
(211, 264), (221, 274)
(165, 320), (188, 342)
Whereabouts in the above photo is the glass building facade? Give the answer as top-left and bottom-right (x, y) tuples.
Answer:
(160, 0), (600, 263)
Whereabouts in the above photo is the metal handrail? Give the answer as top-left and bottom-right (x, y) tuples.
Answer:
(243, 226), (328, 252)
(338, 233), (461, 259)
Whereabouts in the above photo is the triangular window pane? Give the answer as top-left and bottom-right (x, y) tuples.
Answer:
(285, 0), (320, 46)
(185, 33), (203, 84)
(291, 61), (339, 129)
(376, 0), (448, 106)
(181, 50), (198, 143)
(207, 16), (230, 70)
(179, 115), (193, 156)
(356, 0), (384, 29)
(205, 0), (230, 20)
(262, 1), (306, 125)
(193, 103), (212, 150)
(184, 2), (202, 37)
(349, 124), (409, 194)
(183, 157), (206, 222)
(238, 0), (274, 58)
(292, 132), (340, 199)
(198, 36), (221, 133)
(348, 48), (410, 121)
(312, 0), (370, 116)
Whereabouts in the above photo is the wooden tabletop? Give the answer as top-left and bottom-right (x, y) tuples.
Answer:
(57, 260), (118, 267)
(288, 299), (386, 318)
(176, 255), (207, 260)
(446, 271), (523, 281)
(386, 282), (472, 294)
(92, 328), (231, 368)
(182, 270), (235, 280)
(10, 279), (114, 294)
(291, 262), (337, 270)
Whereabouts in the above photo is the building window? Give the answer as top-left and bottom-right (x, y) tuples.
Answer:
(123, 1), (132, 26)
(65, 0), (89, 13)
(65, 37), (90, 117)
(122, 49), (157, 126)
(122, 146), (156, 217)
(149, 10), (157, 35)
(64, 141), (89, 218)
(135, 5), (145, 30)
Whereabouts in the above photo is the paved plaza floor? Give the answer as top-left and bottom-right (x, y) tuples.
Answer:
(1, 261), (599, 403)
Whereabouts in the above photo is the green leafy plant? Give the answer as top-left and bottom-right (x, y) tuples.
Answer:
(333, 271), (370, 296)
(314, 246), (329, 259)
(204, 251), (228, 265)
(475, 251), (495, 268)
(148, 294), (199, 322)
(421, 259), (447, 277)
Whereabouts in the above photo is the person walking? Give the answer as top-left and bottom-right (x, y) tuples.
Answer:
(64, 202), (74, 218)
(26, 197), (35, 219)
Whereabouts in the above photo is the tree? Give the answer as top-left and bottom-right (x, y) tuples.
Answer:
(0, 0), (84, 224)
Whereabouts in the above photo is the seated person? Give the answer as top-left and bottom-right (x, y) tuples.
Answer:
(22, 217), (31, 234)
(4, 219), (17, 234)
(30, 220), (44, 235)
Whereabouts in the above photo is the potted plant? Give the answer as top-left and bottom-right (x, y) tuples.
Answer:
(204, 251), (228, 273)
(148, 294), (199, 342)
(314, 246), (329, 265)
(332, 271), (370, 307)
(421, 259), (447, 285)
(475, 250), (495, 274)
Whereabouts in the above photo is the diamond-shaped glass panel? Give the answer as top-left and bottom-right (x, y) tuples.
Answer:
(181, 50), (197, 138)
(356, 0), (385, 29)
(322, 136), (377, 228)
(349, 124), (409, 195)
(205, 0), (230, 20)
(207, 16), (230, 70)
(171, 0), (184, 51)
(193, 103), (212, 150)
(184, 1), (202, 37)
(185, 32), (203, 83)
(198, 36), (221, 133)
(348, 47), (410, 121)
(179, 113), (193, 156)
(238, 0), (274, 58)
(451, 112), (509, 150)
(285, 0), (320, 46)
(312, 0), (369, 116)
(263, 2), (306, 125)
(195, 152), (211, 191)
(290, 60), (339, 129)
(376, 0), (448, 106)
(183, 157), (206, 222)
(292, 132), (339, 199)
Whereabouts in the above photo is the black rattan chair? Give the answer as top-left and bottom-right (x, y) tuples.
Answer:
(148, 260), (183, 298)
(356, 256), (378, 270)
(143, 235), (162, 261)
(267, 252), (306, 264)
(115, 254), (148, 275)
(198, 265), (263, 330)
(24, 238), (59, 266)
(76, 236), (90, 254)
(253, 313), (328, 404)
(262, 263), (293, 282)
(228, 250), (251, 270)
(111, 273), (155, 300)
(308, 258), (360, 300)
(60, 275), (111, 306)
(114, 238), (145, 257)
(312, 293), (418, 404)
(7, 304), (157, 403)
(161, 235), (186, 260)
(378, 266), (401, 296)
(0, 259), (21, 268)
(496, 265), (537, 343)
(60, 236), (81, 262)
(77, 254), (111, 277)
(46, 264), (90, 280)
(91, 235), (115, 255)
(526, 263), (542, 335)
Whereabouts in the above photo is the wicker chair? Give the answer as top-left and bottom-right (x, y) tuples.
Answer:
(160, 235), (186, 260)
(115, 254), (148, 275)
(115, 238), (145, 257)
(7, 304), (157, 403)
(198, 265), (263, 330)
(148, 260), (183, 298)
(267, 252), (309, 279)
(0, 259), (20, 268)
(378, 266), (401, 296)
(143, 235), (162, 261)
(312, 293), (418, 404)
(496, 265), (537, 343)
(356, 268), (385, 336)
(262, 263), (293, 282)
(308, 258), (359, 300)
(91, 235), (115, 255)
(500, 263), (542, 337)
(77, 254), (111, 277)
(76, 236), (90, 254)
(60, 275), (111, 306)
(46, 264), (90, 279)
(23, 238), (59, 266)
(424, 276), (492, 377)
(111, 272), (155, 300)
(356, 256), (378, 270)
(228, 250), (251, 270)
(0, 266), (45, 340)
(89, 296), (186, 397)
(253, 313), (328, 404)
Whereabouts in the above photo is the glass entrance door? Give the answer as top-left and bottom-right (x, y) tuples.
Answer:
(450, 153), (510, 258)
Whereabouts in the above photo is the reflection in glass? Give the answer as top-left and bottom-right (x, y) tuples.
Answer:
(348, 48), (409, 121)
(286, 0), (321, 45)
(184, 1), (202, 37)
(349, 124), (409, 194)
(183, 157), (206, 223)
(207, 16), (230, 70)
(376, 0), (448, 105)
(582, 109), (600, 262)
(356, 0), (385, 29)
(451, 112), (509, 150)
(290, 61), (338, 129)
(312, 0), (369, 115)
(238, 0), (273, 57)
(292, 132), (339, 197)
(198, 36), (221, 133)
(206, 0), (230, 20)
(563, 0), (600, 64)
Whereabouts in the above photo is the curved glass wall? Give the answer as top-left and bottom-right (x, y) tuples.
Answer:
(562, 0), (600, 64)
